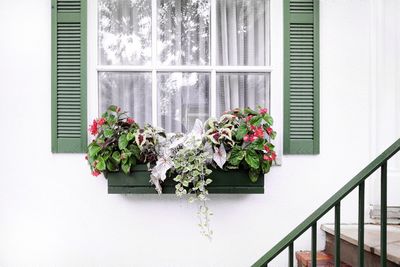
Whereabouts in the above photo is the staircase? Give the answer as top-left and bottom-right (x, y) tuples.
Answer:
(252, 138), (400, 267)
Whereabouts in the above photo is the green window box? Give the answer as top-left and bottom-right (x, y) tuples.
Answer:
(106, 164), (264, 194)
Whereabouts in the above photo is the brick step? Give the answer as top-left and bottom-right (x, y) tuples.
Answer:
(296, 251), (351, 267)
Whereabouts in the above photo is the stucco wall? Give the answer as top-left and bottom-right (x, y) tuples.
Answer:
(0, 0), (397, 266)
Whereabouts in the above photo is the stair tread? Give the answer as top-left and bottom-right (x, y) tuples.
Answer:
(296, 251), (351, 267)
(321, 223), (400, 265)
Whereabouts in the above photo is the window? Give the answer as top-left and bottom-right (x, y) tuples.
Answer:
(97, 0), (271, 133)
(52, 0), (319, 155)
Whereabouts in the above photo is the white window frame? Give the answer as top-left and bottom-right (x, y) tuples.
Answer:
(87, 0), (283, 163)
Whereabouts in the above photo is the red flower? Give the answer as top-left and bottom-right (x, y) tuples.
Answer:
(250, 125), (256, 131)
(97, 118), (106, 126)
(213, 132), (220, 141)
(255, 127), (264, 138)
(127, 117), (135, 124)
(263, 145), (270, 152)
(243, 134), (250, 142)
(271, 152), (277, 161)
(266, 127), (273, 135)
(246, 115), (253, 122)
(260, 108), (268, 115)
(92, 170), (101, 177)
(263, 155), (272, 161)
(250, 135), (258, 142)
(89, 119), (98, 135)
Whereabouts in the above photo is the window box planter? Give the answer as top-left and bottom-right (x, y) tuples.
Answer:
(106, 164), (264, 194)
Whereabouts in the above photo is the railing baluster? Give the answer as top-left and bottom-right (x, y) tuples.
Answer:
(358, 181), (365, 267)
(381, 161), (387, 267)
(288, 242), (293, 267)
(312, 222), (317, 267)
(334, 202), (341, 266)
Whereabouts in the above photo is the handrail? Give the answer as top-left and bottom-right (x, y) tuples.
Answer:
(253, 138), (400, 267)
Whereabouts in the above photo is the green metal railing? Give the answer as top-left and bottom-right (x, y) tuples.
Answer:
(253, 138), (400, 267)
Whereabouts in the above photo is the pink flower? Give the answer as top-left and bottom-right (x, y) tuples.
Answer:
(255, 127), (264, 138)
(250, 135), (258, 142)
(243, 134), (250, 142)
(246, 115), (253, 122)
(127, 117), (135, 124)
(260, 108), (268, 115)
(266, 127), (273, 135)
(271, 152), (277, 161)
(97, 118), (106, 126)
(89, 119), (98, 135)
(263, 145), (270, 152)
(92, 170), (101, 177)
(263, 155), (272, 161)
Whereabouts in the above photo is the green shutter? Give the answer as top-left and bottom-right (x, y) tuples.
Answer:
(284, 0), (319, 154)
(51, 0), (87, 153)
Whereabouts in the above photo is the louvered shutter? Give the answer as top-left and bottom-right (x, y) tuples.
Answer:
(51, 0), (87, 153)
(283, 0), (319, 154)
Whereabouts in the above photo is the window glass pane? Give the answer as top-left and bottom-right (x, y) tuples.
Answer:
(99, 0), (152, 65)
(216, 0), (269, 66)
(158, 72), (210, 132)
(99, 72), (152, 125)
(216, 73), (270, 116)
(158, 0), (210, 65)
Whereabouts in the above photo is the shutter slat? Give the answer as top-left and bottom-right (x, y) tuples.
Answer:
(284, 0), (319, 154)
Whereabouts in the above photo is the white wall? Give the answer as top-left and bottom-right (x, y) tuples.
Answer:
(0, 0), (397, 266)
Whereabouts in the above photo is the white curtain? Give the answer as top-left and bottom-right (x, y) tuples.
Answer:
(158, 72), (209, 133)
(216, 0), (270, 115)
(99, 72), (152, 125)
(157, 0), (210, 132)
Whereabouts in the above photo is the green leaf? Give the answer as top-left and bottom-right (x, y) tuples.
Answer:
(88, 144), (101, 157)
(250, 115), (262, 126)
(108, 105), (118, 112)
(245, 149), (260, 169)
(270, 131), (277, 140)
(249, 168), (260, 183)
(102, 149), (112, 160)
(118, 134), (128, 150)
(128, 144), (141, 159)
(106, 160), (118, 172)
(112, 151), (121, 163)
(250, 139), (265, 150)
(96, 157), (106, 171)
(263, 114), (274, 125)
(127, 132), (134, 141)
(229, 146), (245, 166)
(104, 128), (113, 138)
(121, 162), (131, 174)
(235, 124), (248, 140)
(244, 107), (257, 115)
(261, 160), (271, 174)
(129, 156), (137, 167)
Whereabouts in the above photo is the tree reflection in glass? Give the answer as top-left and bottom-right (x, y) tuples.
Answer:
(99, 0), (152, 65)
(158, 0), (210, 65)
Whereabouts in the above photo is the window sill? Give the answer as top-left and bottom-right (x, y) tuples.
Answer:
(106, 164), (264, 194)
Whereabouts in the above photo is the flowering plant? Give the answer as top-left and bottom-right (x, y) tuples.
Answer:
(86, 105), (142, 176)
(86, 105), (276, 238)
